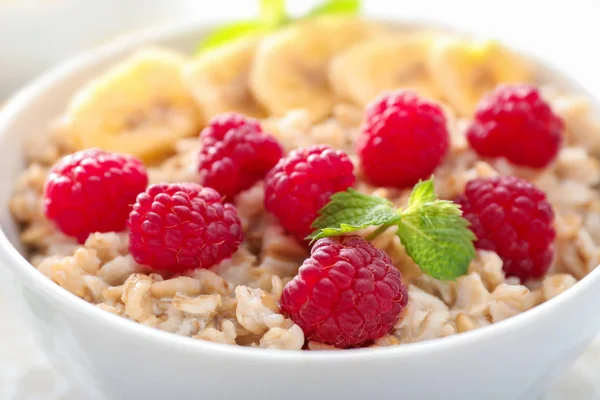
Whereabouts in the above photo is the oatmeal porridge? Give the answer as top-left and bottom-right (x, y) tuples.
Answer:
(9, 16), (600, 350)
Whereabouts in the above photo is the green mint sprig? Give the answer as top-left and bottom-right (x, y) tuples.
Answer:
(309, 178), (476, 281)
(305, 0), (361, 17)
(197, 0), (362, 53)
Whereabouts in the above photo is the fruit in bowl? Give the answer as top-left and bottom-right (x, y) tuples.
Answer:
(2, 2), (600, 399)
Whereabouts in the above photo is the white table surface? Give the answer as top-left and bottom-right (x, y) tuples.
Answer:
(1, 1), (600, 399)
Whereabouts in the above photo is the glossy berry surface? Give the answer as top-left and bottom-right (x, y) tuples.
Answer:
(128, 183), (243, 273)
(43, 148), (148, 243)
(467, 84), (564, 168)
(280, 235), (408, 348)
(455, 176), (556, 281)
(264, 145), (355, 241)
(198, 112), (284, 199)
(358, 90), (450, 188)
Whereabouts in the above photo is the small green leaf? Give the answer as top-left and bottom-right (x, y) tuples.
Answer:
(196, 21), (267, 54)
(309, 189), (400, 241)
(396, 179), (476, 280)
(260, 0), (288, 26)
(407, 177), (437, 206)
(306, 0), (361, 17)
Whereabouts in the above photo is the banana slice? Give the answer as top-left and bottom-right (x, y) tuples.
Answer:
(329, 33), (442, 106)
(183, 37), (266, 120)
(60, 47), (202, 163)
(249, 16), (384, 121)
(428, 37), (534, 115)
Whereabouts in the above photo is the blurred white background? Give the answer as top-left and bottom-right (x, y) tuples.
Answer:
(1, 0), (600, 399)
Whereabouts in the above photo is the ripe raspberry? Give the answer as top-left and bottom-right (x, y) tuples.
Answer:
(280, 235), (408, 348)
(455, 176), (556, 281)
(128, 183), (243, 273)
(43, 148), (148, 243)
(264, 145), (355, 241)
(198, 113), (284, 199)
(358, 90), (450, 188)
(467, 84), (564, 168)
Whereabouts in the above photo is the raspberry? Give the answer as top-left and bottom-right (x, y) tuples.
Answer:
(43, 148), (148, 243)
(467, 84), (564, 168)
(264, 145), (355, 241)
(455, 176), (556, 281)
(358, 90), (450, 188)
(128, 183), (243, 273)
(280, 235), (408, 348)
(198, 113), (284, 199)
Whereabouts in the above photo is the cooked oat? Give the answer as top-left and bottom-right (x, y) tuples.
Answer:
(10, 25), (600, 350)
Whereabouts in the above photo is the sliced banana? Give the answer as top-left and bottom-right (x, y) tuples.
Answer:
(329, 33), (441, 106)
(428, 37), (534, 115)
(249, 16), (384, 121)
(183, 37), (266, 120)
(60, 47), (202, 163)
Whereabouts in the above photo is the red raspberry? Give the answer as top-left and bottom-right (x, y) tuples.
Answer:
(280, 235), (408, 348)
(264, 145), (355, 241)
(198, 113), (284, 199)
(358, 90), (450, 188)
(467, 84), (564, 168)
(455, 176), (556, 281)
(43, 149), (148, 243)
(128, 183), (243, 273)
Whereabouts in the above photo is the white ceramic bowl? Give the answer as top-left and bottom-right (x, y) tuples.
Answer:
(1, 19), (599, 400)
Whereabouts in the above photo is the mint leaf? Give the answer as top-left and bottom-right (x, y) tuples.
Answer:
(196, 21), (267, 53)
(308, 179), (475, 280)
(407, 177), (437, 205)
(197, 0), (363, 54)
(396, 179), (476, 280)
(309, 189), (400, 241)
(260, 0), (288, 25)
(306, 0), (361, 17)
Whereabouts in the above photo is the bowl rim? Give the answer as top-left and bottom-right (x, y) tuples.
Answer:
(0, 15), (598, 362)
